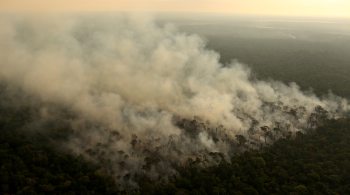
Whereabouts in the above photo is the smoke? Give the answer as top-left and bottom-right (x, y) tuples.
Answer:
(0, 13), (348, 187)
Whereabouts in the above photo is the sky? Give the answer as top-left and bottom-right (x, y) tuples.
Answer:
(0, 0), (350, 17)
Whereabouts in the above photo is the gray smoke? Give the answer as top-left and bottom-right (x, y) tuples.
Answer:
(0, 13), (348, 187)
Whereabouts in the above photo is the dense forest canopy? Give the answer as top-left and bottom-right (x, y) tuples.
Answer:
(1, 14), (350, 194)
(1, 83), (350, 194)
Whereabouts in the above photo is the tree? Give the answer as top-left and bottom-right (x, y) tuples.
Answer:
(260, 126), (270, 143)
(236, 135), (247, 146)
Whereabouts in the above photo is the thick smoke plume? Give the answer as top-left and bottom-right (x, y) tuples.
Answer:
(0, 14), (348, 187)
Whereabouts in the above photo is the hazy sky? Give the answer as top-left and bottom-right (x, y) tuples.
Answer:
(1, 0), (350, 17)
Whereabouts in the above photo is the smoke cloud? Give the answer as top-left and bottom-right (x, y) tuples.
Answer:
(0, 13), (348, 187)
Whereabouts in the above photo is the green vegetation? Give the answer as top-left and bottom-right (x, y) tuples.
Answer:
(0, 85), (119, 194)
(1, 83), (350, 194)
(173, 18), (350, 98)
(2, 17), (350, 193)
(0, 129), (119, 194)
(143, 118), (350, 194)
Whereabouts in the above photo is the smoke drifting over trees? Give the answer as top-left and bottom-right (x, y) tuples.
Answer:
(0, 14), (348, 187)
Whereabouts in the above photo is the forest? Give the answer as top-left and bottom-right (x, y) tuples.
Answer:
(1, 83), (350, 194)
(1, 14), (350, 194)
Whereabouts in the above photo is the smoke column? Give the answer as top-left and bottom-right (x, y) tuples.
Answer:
(0, 14), (348, 186)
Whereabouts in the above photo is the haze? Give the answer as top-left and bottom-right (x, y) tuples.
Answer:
(1, 0), (350, 17)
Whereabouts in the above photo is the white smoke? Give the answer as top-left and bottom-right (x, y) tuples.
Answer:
(0, 13), (348, 186)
